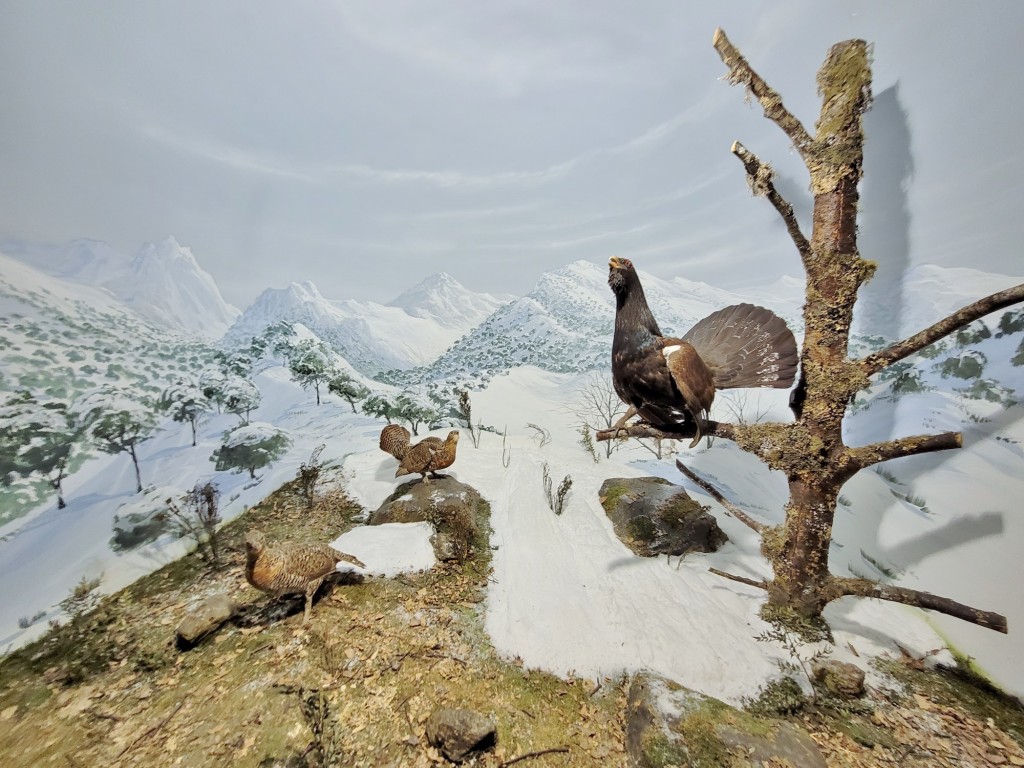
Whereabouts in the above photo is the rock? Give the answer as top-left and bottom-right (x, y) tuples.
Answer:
(424, 708), (497, 763)
(370, 477), (488, 564)
(812, 659), (866, 698)
(626, 672), (826, 768)
(599, 477), (728, 558)
(175, 593), (237, 650)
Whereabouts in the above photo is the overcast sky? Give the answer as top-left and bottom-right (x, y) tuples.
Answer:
(1, 1), (1022, 309)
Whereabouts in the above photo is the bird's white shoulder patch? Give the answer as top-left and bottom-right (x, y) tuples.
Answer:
(662, 344), (682, 360)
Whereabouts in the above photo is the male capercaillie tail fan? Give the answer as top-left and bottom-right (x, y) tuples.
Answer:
(608, 256), (798, 447)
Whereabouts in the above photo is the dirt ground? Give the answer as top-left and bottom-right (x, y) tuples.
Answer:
(0, 473), (1021, 767)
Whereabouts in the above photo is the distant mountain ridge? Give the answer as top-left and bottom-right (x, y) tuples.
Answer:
(223, 272), (512, 375)
(2, 236), (240, 339)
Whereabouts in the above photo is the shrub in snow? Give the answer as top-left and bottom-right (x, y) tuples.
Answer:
(0, 391), (77, 508)
(73, 385), (158, 493)
(110, 484), (181, 550)
(288, 339), (338, 405)
(938, 350), (986, 380)
(327, 371), (370, 413)
(221, 376), (261, 424)
(158, 377), (210, 446)
(212, 422), (290, 480)
(166, 482), (224, 569)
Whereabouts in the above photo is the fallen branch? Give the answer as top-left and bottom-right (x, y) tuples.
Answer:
(676, 459), (767, 533)
(500, 746), (571, 766)
(708, 568), (768, 590)
(829, 577), (1007, 634)
(117, 701), (184, 758)
(861, 283), (1024, 376)
(731, 141), (812, 266)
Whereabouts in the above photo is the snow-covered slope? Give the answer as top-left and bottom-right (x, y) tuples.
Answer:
(3, 236), (240, 339)
(224, 274), (512, 375)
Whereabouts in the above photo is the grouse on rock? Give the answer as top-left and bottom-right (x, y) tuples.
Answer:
(396, 430), (460, 483)
(244, 530), (366, 624)
(608, 256), (798, 447)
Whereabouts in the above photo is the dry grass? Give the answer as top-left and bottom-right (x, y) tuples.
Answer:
(0, 473), (628, 767)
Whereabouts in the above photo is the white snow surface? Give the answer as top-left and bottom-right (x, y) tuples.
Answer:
(330, 522), (436, 578)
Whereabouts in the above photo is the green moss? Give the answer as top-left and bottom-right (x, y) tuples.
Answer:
(745, 676), (806, 716)
(658, 495), (708, 526)
(627, 515), (659, 544)
(759, 603), (833, 644)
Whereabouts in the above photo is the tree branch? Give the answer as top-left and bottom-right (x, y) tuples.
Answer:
(713, 28), (815, 159)
(861, 283), (1024, 376)
(830, 577), (1007, 634)
(708, 568), (768, 590)
(845, 432), (962, 473)
(596, 420), (738, 444)
(676, 459), (767, 533)
(731, 141), (812, 267)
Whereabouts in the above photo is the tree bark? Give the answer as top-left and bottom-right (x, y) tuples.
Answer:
(597, 30), (1017, 635)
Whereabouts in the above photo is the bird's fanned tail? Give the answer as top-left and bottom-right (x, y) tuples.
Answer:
(681, 303), (798, 390)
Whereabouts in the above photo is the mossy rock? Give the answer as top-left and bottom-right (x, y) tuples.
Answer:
(626, 673), (826, 768)
(599, 477), (727, 558)
(370, 477), (489, 564)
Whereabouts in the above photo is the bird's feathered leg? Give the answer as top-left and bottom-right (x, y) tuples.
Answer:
(609, 405), (638, 439)
(303, 577), (325, 624)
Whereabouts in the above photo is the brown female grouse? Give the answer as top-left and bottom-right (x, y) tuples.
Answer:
(244, 530), (366, 624)
(608, 256), (798, 447)
(395, 430), (460, 483)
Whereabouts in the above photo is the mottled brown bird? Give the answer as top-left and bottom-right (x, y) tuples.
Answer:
(608, 256), (798, 447)
(379, 423), (411, 461)
(396, 430), (460, 483)
(244, 530), (366, 624)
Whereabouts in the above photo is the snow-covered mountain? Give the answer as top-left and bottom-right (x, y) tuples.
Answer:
(3, 236), (240, 339)
(224, 273), (512, 375)
(393, 260), (806, 385)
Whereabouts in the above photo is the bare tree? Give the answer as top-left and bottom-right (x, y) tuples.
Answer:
(572, 373), (626, 459)
(598, 29), (1023, 635)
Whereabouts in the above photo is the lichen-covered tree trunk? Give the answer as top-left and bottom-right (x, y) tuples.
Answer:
(599, 30), (1022, 634)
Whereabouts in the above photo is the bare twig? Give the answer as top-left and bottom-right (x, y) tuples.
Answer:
(861, 283), (1024, 375)
(732, 141), (812, 266)
(676, 459), (766, 533)
(713, 28), (814, 159)
(829, 577), (1007, 634)
(117, 701), (184, 758)
(708, 568), (768, 590)
(500, 746), (571, 767)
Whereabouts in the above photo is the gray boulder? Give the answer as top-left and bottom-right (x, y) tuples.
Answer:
(370, 477), (488, 564)
(626, 672), (826, 768)
(425, 708), (497, 762)
(175, 593), (237, 650)
(599, 477), (727, 558)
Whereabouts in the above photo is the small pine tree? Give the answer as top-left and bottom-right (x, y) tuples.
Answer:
(212, 423), (291, 480)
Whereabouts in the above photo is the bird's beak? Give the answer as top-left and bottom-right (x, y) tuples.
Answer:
(609, 256), (623, 269)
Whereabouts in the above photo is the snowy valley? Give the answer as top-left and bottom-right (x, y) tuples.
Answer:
(1, 236), (1023, 717)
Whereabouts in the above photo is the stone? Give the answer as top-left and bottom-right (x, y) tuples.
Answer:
(424, 707), (497, 763)
(175, 593), (236, 649)
(599, 477), (728, 558)
(370, 477), (488, 564)
(625, 672), (826, 768)
(812, 659), (866, 698)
